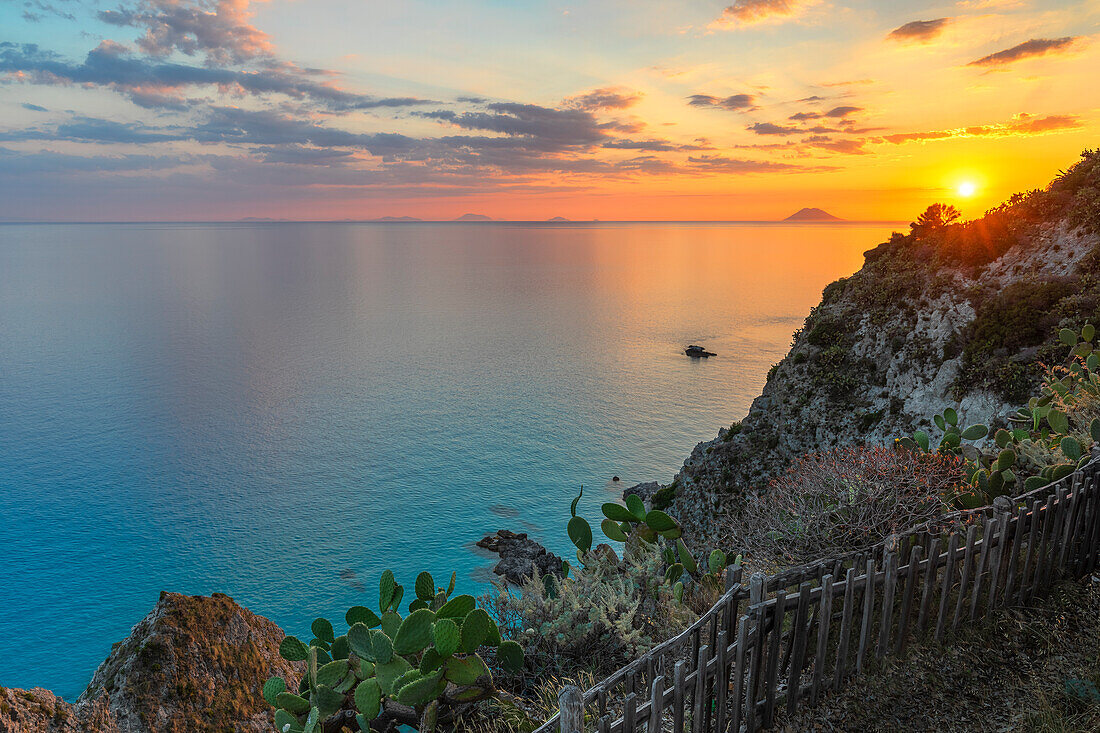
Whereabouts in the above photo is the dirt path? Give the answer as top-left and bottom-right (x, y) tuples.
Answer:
(777, 577), (1100, 733)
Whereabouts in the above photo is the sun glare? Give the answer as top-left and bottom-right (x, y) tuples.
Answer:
(957, 181), (978, 197)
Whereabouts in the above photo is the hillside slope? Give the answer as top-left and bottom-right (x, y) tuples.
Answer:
(668, 151), (1100, 540)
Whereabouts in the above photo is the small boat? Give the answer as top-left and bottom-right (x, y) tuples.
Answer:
(685, 345), (716, 357)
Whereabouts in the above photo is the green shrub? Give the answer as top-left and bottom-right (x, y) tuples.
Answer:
(263, 570), (523, 733)
(488, 545), (692, 678)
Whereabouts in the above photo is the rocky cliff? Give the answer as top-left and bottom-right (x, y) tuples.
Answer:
(0, 593), (300, 733)
(668, 152), (1100, 542)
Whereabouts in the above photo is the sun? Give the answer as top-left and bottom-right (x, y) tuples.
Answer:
(957, 181), (978, 197)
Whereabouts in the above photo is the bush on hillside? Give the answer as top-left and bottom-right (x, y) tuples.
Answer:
(722, 447), (966, 568)
(486, 545), (694, 678)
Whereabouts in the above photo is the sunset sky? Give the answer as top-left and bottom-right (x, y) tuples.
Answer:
(0, 0), (1096, 221)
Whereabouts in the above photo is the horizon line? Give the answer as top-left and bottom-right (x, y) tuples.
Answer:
(0, 218), (910, 225)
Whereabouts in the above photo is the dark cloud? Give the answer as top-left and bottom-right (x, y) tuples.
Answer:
(968, 37), (1078, 67)
(824, 105), (861, 117)
(420, 103), (606, 150)
(97, 0), (273, 66)
(601, 138), (710, 152)
(687, 93), (757, 111)
(789, 111), (820, 121)
(192, 107), (420, 155)
(563, 87), (642, 111)
(713, 0), (812, 26)
(0, 41), (432, 111)
(686, 154), (828, 173)
(747, 122), (801, 135)
(887, 18), (950, 42)
(254, 145), (357, 166)
(0, 146), (179, 174)
(20, 1), (76, 22)
(21, 102), (48, 111)
(804, 136), (868, 155)
(597, 119), (646, 133)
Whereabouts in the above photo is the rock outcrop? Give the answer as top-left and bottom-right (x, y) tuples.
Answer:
(477, 530), (565, 584)
(1, 592), (300, 733)
(668, 205), (1100, 542)
(0, 686), (114, 732)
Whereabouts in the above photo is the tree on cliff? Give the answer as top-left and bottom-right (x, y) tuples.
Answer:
(910, 203), (961, 237)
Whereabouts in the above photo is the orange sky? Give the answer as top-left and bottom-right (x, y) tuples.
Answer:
(0, 0), (1096, 221)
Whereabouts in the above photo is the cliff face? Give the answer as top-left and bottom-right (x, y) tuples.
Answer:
(0, 593), (300, 733)
(668, 162), (1100, 540)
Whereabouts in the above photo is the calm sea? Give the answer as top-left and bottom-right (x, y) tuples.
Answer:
(0, 221), (895, 698)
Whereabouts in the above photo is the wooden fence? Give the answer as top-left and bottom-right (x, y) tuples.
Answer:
(538, 457), (1100, 733)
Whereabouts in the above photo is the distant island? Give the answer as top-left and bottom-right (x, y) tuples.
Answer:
(371, 216), (423, 222)
(547, 216), (570, 222)
(783, 207), (843, 222)
(454, 213), (493, 221)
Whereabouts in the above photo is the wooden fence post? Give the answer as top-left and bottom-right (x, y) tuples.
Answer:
(559, 685), (585, 733)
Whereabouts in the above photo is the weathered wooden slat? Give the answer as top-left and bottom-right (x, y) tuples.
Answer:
(833, 566), (856, 689)
(672, 661), (685, 733)
(915, 537), (940, 639)
(647, 676), (664, 733)
(856, 559), (875, 673)
(1002, 504), (1027, 606)
(811, 574), (834, 705)
(952, 524), (979, 632)
(934, 531), (960, 643)
(713, 630), (728, 733)
(786, 583), (812, 716)
(1057, 477), (1082, 571)
(762, 590), (786, 728)
(876, 541), (899, 660)
(692, 645), (709, 733)
(1020, 497), (1042, 605)
(744, 608), (764, 733)
(730, 615), (749, 733)
(895, 545), (922, 655)
(623, 693), (637, 733)
(598, 715), (610, 733)
(1032, 494), (1056, 599)
(987, 497), (1015, 614)
(559, 685), (585, 733)
(968, 518), (995, 622)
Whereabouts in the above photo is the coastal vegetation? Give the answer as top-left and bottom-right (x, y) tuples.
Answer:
(254, 151), (1100, 733)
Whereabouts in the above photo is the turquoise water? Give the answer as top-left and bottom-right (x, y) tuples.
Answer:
(0, 221), (893, 698)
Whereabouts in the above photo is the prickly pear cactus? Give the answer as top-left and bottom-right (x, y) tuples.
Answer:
(896, 323), (1100, 508)
(263, 569), (523, 733)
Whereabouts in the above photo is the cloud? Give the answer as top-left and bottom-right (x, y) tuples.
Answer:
(747, 121), (801, 135)
(20, 1), (76, 22)
(804, 136), (868, 155)
(0, 41), (432, 111)
(824, 105), (862, 117)
(0, 146), (180, 174)
(876, 113), (1082, 143)
(420, 103), (606, 150)
(887, 18), (950, 43)
(686, 154), (832, 173)
(711, 0), (815, 28)
(21, 102), (48, 111)
(563, 87), (642, 111)
(601, 138), (711, 152)
(97, 0), (274, 66)
(968, 37), (1078, 67)
(687, 93), (757, 111)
